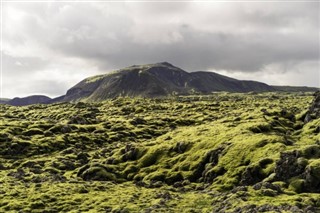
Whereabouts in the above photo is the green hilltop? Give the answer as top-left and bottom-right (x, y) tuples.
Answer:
(60, 62), (275, 102)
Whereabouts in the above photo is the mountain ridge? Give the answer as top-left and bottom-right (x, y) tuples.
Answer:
(60, 62), (275, 102)
(2, 62), (319, 106)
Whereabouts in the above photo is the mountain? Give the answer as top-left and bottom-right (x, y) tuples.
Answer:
(7, 95), (52, 106)
(61, 62), (275, 102)
(3, 62), (318, 106)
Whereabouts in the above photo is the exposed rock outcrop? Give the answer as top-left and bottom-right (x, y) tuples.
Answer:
(304, 91), (320, 123)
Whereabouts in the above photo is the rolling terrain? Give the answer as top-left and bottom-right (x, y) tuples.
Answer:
(0, 92), (319, 212)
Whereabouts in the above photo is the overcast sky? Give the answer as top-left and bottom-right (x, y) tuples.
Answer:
(1, 1), (319, 98)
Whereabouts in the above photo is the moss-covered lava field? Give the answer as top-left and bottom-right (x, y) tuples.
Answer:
(1, 92), (320, 212)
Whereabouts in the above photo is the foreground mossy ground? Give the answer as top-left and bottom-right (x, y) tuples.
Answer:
(0, 92), (319, 212)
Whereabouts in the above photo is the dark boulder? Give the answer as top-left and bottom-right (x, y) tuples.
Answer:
(303, 161), (320, 192)
(240, 165), (266, 185)
(274, 151), (305, 181)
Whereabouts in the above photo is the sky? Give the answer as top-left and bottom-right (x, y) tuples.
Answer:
(1, 1), (319, 98)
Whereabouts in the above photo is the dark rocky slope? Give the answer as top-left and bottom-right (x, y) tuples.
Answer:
(61, 62), (275, 102)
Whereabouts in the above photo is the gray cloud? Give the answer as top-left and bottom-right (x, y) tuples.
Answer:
(3, 53), (48, 74)
(2, 1), (319, 98)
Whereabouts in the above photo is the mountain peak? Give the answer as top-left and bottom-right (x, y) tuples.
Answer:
(121, 62), (176, 71)
(135, 62), (177, 69)
(157, 62), (174, 67)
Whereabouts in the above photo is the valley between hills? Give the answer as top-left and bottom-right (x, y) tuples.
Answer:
(1, 91), (320, 212)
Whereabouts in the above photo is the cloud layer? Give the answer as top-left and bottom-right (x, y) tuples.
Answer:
(2, 1), (319, 98)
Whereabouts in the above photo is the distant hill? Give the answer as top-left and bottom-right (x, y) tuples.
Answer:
(7, 95), (52, 106)
(0, 98), (11, 104)
(272, 86), (319, 92)
(60, 62), (275, 102)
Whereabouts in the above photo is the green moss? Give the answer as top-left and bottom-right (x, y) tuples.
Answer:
(301, 145), (320, 159)
(77, 164), (117, 181)
(306, 160), (320, 178)
(249, 123), (272, 133)
(138, 148), (166, 168)
(23, 128), (44, 136)
(0, 93), (319, 212)
(289, 178), (305, 193)
(122, 165), (139, 178)
(144, 170), (167, 182)
(297, 157), (309, 168)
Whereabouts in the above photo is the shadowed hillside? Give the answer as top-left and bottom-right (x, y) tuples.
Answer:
(60, 62), (275, 102)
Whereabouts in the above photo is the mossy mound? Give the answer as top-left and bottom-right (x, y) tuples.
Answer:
(77, 164), (117, 181)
